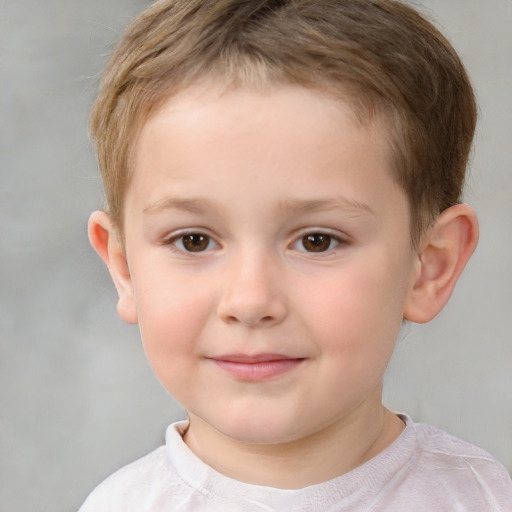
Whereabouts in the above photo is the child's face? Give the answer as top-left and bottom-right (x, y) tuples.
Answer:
(120, 85), (419, 445)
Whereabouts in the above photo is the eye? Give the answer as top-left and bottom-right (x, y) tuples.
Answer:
(170, 232), (218, 253)
(296, 232), (342, 253)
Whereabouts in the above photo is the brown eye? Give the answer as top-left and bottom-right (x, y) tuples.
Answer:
(301, 233), (334, 252)
(181, 234), (211, 252)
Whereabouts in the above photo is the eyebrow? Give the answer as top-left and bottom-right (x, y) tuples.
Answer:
(143, 197), (223, 215)
(278, 197), (375, 217)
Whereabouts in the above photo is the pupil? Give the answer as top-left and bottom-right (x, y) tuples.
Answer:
(304, 234), (331, 252)
(183, 234), (208, 252)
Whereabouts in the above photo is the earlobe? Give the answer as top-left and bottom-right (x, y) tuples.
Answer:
(404, 204), (479, 324)
(88, 211), (138, 324)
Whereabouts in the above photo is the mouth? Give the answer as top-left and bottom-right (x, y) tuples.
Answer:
(208, 354), (305, 381)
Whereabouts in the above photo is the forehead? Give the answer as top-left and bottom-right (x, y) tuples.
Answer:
(134, 83), (392, 169)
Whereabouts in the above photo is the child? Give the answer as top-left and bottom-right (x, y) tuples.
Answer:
(80, 0), (512, 510)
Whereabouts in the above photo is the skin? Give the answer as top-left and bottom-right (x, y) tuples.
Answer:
(90, 84), (478, 488)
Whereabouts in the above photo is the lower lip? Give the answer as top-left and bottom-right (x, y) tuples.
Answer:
(212, 359), (304, 381)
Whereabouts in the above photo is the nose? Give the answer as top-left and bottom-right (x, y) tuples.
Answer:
(217, 251), (288, 327)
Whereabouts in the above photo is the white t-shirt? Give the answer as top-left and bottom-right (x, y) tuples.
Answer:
(79, 415), (512, 511)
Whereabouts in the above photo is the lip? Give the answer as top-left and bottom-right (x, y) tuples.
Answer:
(208, 354), (305, 381)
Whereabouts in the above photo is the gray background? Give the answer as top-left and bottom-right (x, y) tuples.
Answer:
(1, 1), (511, 511)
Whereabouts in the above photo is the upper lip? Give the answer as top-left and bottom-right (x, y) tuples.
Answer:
(209, 353), (303, 363)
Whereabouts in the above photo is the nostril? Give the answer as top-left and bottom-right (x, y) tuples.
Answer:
(223, 313), (276, 327)
(240, 315), (275, 327)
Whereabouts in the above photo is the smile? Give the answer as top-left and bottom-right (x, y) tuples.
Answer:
(208, 354), (305, 381)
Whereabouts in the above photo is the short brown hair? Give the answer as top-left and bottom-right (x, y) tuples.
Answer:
(90, 0), (477, 244)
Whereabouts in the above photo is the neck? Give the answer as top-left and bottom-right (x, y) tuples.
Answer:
(183, 403), (405, 489)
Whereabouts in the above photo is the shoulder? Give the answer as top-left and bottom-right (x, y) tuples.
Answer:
(408, 419), (512, 509)
(78, 445), (183, 512)
(414, 420), (507, 469)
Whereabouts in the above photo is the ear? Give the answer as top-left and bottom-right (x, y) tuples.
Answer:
(404, 204), (479, 324)
(88, 211), (138, 324)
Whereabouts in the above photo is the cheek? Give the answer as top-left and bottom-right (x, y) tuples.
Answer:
(132, 274), (213, 372)
(304, 261), (407, 358)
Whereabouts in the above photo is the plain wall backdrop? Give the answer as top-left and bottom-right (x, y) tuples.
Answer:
(1, 1), (511, 511)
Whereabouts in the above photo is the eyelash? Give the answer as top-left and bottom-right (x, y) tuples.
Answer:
(163, 230), (348, 254)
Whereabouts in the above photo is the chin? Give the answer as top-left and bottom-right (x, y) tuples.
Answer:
(214, 414), (307, 446)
